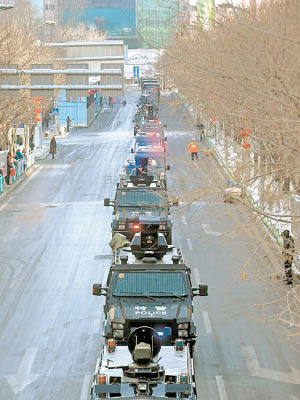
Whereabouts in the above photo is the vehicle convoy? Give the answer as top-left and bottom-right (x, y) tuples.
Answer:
(104, 177), (173, 244)
(88, 77), (208, 400)
(90, 326), (197, 399)
(93, 235), (207, 346)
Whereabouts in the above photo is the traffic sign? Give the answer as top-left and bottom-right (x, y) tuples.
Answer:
(133, 66), (140, 79)
(52, 107), (59, 115)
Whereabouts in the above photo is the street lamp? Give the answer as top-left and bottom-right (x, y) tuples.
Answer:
(0, 0), (14, 11)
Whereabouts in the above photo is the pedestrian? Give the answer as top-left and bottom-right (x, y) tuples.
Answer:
(282, 230), (295, 285)
(188, 138), (199, 160)
(196, 121), (205, 142)
(22, 150), (27, 172)
(108, 96), (111, 107)
(15, 148), (23, 160)
(111, 96), (114, 107)
(66, 116), (71, 132)
(50, 136), (57, 159)
(6, 152), (13, 185)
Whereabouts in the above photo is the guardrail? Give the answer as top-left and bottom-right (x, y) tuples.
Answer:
(11, 158), (23, 184)
(26, 150), (35, 170)
(0, 151), (35, 196)
(0, 174), (3, 194)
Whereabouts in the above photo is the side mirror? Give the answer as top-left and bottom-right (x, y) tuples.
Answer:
(104, 198), (111, 206)
(164, 137), (167, 142)
(92, 283), (107, 296)
(166, 165), (171, 171)
(192, 284), (208, 297)
(131, 148), (134, 153)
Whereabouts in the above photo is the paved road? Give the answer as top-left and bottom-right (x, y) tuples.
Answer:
(0, 89), (299, 400)
(159, 94), (300, 399)
(0, 96), (136, 400)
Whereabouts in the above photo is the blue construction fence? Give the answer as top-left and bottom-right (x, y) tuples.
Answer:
(57, 90), (103, 127)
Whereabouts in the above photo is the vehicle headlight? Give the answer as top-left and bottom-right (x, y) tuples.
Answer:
(112, 323), (124, 329)
(178, 330), (188, 337)
(118, 222), (125, 230)
(178, 323), (188, 329)
(159, 223), (166, 230)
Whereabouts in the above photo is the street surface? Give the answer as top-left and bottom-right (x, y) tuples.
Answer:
(0, 90), (299, 400)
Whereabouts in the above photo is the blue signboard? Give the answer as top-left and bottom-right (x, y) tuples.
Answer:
(133, 66), (140, 79)
(52, 108), (59, 115)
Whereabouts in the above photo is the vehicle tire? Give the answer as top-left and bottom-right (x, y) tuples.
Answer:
(166, 232), (172, 245)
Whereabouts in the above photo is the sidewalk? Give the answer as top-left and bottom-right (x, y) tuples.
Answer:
(180, 99), (300, 277)
(0, 163), (39, 201)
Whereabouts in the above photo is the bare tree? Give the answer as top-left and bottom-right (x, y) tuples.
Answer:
(160, 0), (300, 331)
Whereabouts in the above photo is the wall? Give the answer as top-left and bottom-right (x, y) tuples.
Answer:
(57, 90), (87, 127)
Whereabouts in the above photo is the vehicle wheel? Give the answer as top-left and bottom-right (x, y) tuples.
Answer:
(166, 232), (172, 245)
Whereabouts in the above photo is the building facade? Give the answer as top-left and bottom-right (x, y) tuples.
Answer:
(136, 0), (179, 49)
(43, 0), (58, 23)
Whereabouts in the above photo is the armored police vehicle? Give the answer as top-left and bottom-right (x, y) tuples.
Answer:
(93, 234), (208, 352)
(132, 131), (166, 154)
(104, 177), (173, 244)
(141, 120), (167, 141)
(90, 325), (197, 399)
(134, 144), (170, 186)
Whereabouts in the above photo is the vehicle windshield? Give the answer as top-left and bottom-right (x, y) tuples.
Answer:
(116, 189), (167, 207)
(136, 136), (161, 146)
(113, 272), (188, 297)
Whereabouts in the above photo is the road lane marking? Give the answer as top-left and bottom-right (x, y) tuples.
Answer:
(202, 311), (212, 334)
(187, 238), (193, 251)
(5, 347), (39, 395)
(80, 374), (92, 400)
(181, 215), (187, 225)
(242, 346), (300, 384)
(216, 375), (228, 400)
(202, 223), (222, 236)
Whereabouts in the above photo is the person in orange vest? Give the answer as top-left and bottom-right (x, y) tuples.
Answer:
(188, 138), (199, 160)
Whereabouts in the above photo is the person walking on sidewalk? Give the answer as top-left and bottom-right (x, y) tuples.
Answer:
(6, 152), (13, 185)
(111, 96), (114, 107)
(196, 120), (205, 142)
(50, 136), (57, 159)
(282, 230), (295, 285)
(66, 116), (71, 132)
(188, 138), (199, 160)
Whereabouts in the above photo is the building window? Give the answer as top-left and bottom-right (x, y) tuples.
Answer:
(45, 4), (55, 11)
